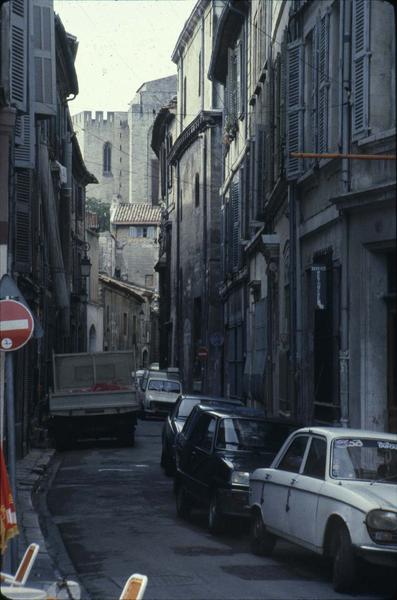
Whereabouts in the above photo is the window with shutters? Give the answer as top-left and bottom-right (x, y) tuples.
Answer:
(14, 169), (32, 273)
(10, 0), (27, 112)
(225, 37), (245, 137)
(230, 179), (240, 272)
(286, 40), (304, 179)
(318, 12), (330, 153)
(103, 142), (112, 175)
(305, 29), (318, 165)
(352, 0), (370, 139)
(14, 111), (35, 169)
(33, 0), (56, 116)
(253, 125), (265, 219)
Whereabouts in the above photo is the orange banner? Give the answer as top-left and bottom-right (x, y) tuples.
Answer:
(0, 444), (19, 554)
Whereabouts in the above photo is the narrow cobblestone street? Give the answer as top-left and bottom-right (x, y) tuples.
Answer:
(35, 421), (395, 600)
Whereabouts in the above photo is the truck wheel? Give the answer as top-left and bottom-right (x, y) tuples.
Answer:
(55, 431), (71, 452)
(250, 510), (276, 556)
(120, 429), (135, 447)
(332, 524), (357, 592)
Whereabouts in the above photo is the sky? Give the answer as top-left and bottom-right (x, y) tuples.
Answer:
(54, 0), (197, 116)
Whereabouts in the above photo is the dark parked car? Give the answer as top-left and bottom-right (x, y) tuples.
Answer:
(161, 395), (244, 475)
(174, 405), (298, 533)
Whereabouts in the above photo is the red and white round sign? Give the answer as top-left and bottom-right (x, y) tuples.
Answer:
(0, 299), (34, 352)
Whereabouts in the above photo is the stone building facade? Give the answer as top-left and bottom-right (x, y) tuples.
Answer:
(208, 0), (396, 432)
(153, 0), (224, 394)
(155, 0), (395, 432)
(99, 274), (158, 368)
(0, 2), (96, 458)
(72, 110), (130, 204)
(128, 75), (177, 204)
(110, 202), (161, 290)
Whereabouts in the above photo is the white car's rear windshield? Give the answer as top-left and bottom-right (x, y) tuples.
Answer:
(148, 379), (181, 393)
(331, 438), (397, 482)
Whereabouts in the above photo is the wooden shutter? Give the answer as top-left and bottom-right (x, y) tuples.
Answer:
(15, 112), (35, 168)
(14, 169), (32, 273)
(318, 13), (330, 153)
(10, 0), (27, 112)
(352, 0), (370, 138)
(310, 27), (318, 158)
(286, 40), (304, 179)
(279, 36), (287, 171)
(231, 179), (240, 271)
(254, 125), (265, 219)
(229, 47), (238, 118)
(33, 0), (56, 116)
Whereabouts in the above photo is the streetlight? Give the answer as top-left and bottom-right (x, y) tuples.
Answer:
(80, 243), (91, 278)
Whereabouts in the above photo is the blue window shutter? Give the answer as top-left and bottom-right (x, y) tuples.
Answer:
(15, 110), (35, 168)
(310, 27), (318, 160)
(14, 169), (32, 273)
(33, 0), (56, 116)
(10, 0), (27, 112)
(254, 125), (265, 218)
(318, 13), (330, 153)
(352, 0), (370, 138)
(231, 179), (240, 272)
(286, 41), (304, 179)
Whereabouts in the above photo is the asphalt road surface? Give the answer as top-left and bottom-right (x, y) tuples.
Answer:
(39, 419), (395, 600)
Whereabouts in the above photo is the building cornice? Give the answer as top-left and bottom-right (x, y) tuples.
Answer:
(168, 110), (222, 165)
(219, 266), (248, 299)
(171, 0), (210, 63)
(330, 182), (396, 212)
(208, 0), (249, 84)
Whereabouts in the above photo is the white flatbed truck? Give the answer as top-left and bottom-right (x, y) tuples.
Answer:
(49, 351), (139, 450)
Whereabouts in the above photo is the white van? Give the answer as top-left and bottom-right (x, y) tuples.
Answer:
(142, 377), (182, 416)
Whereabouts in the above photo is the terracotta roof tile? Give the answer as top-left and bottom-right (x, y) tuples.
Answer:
(112, 203), (161, 224)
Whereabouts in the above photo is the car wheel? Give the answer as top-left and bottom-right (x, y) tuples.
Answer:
(332, 524), (357, 592)
(161, 444), (175, 476)
(176, 483), (191, 519)
(208, 491), (224, 534)
(250, 510), (276, 556)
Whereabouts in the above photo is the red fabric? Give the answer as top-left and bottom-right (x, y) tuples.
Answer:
(0, 444), (19, 554)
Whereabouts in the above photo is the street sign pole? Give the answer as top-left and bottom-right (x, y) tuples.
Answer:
(5, 351), (18, 570)
(0, 295), (34, 571)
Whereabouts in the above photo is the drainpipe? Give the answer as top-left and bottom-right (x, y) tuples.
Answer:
(288, 184), (296, 418)
(339, 0), (352, 427)
(176, 161), (181, 370)
(202, 132), (208, 392)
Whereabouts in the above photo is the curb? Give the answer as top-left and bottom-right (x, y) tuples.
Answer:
(14, 448), (86, 599)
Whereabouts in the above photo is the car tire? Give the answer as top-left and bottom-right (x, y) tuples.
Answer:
(332, 524), (357, 592)
(208, 491), (224, 534)
(250, 510), (276, 556)
(161, 448), (174, 476)
(176, 483), (191, 519)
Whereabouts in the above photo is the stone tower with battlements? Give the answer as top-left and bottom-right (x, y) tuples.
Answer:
(72, 111), (130, 204)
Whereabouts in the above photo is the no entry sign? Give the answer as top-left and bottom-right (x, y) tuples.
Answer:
(0, 299), (34, 351)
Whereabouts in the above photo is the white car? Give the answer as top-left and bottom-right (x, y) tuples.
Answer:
(142, 377), (182, 416)
(249, 427), (397, 592)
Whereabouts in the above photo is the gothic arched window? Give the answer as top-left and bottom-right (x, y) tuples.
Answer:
(103, 142), (112, 175)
